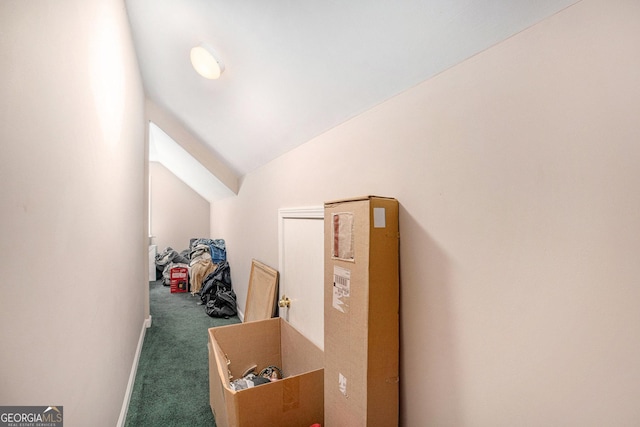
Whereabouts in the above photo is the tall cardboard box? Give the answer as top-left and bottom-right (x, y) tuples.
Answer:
(324, 196), (400, 426)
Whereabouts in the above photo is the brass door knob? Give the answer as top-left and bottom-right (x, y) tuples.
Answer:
(278, 295), (291, 308)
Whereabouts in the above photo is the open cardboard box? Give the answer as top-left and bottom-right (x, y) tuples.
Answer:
(208, 318), (324, 427)
(208, 259), (324, 427)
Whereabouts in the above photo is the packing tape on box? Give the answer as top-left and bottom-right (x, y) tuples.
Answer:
(282, 376), (300, 412)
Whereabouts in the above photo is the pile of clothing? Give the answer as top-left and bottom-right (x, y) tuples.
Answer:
(154, 238), (238, 318)
(199, 259), (237, 318)
(155, 247), (190, 284)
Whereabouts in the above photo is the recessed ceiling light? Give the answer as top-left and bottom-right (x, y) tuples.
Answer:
(190, 43), (224, 79)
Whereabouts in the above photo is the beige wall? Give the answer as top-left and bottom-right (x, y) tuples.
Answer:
(149, 161), (210, 252)
(0, 1), (146, 426)
(211, 0), (640, 425)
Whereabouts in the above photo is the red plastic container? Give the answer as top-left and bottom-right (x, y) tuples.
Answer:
(170, 267), (189, 293)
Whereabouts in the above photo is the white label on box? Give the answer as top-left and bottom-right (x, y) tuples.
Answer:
(332, 212), (355, 261)
(339, 373), (348, 396)
(373, 207), (386, 228)
(333, 266), (351, 313)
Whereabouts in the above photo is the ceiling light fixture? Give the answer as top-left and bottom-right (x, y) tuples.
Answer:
(190, 43), (224, 79)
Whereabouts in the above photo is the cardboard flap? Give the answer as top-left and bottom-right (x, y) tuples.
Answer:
(208, 340), (230, 427)
(280, 320), (323, 376)
(212, 319), (283, 381)
(244, 259), (279, 322)
(234, 370), (324, 427)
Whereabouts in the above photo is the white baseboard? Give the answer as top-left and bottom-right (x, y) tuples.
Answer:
(237, 308), (244, 322)
(117, 315), (152, 427)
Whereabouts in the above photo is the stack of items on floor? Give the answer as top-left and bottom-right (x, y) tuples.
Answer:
(154, 246), (189, 283)
(228, 365), (283, 391)
(155, 238), (238, 318)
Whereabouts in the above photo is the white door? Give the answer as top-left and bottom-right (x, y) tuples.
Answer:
(278, 207), (324, 350)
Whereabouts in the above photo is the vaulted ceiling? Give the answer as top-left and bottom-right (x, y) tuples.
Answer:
(126, 0), (579, 200)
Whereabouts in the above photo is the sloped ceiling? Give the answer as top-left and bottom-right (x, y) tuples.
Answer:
(126, 0), (579, 199)
(148, 122), (235, 202)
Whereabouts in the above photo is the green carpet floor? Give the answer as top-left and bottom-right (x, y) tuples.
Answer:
(125, 280), (240, 426)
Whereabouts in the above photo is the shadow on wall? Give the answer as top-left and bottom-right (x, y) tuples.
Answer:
(399, 205), (463, 426)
